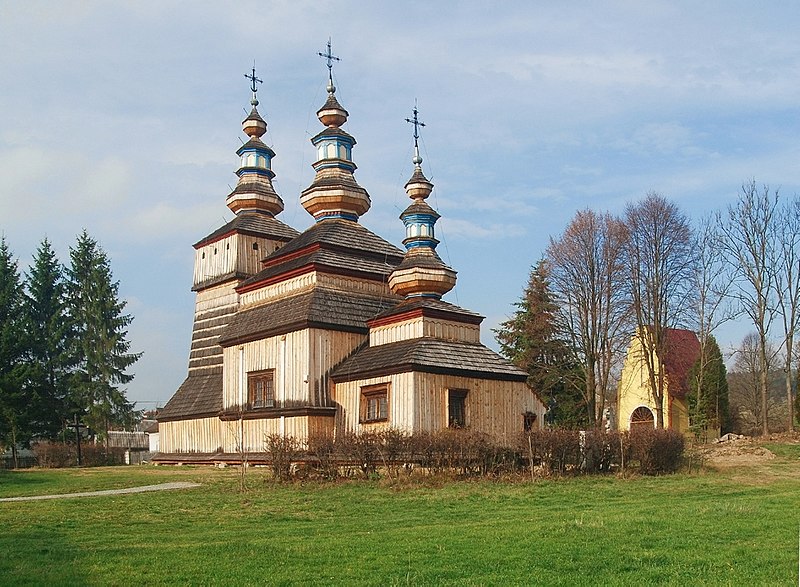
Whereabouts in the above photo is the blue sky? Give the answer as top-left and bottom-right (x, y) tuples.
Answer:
(2, 2), (800, 408)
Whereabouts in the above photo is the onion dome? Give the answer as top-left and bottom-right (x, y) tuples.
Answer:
(226, 67), (285, 217)
(300, 41), (371, 222)
(388, 107), (457, 299)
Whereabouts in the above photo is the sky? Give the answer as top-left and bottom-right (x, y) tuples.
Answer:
(2, 1), (800, 408)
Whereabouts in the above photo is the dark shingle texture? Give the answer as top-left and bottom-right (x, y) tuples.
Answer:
(194, 211), (298, 247)
(372, 297), (483, 323)
(331, 338), (528, 383)
(220, 289), (401, 345)
(158, 370), (223, 420)
(239, 219), (404, 288)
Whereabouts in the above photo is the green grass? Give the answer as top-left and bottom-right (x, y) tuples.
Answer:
(1, 451), (798, 586)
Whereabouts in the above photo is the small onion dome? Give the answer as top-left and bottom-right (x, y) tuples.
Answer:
(404, 166), (433, 201)
(242, 106), (267, 138)
(388, 249), (457, 299)
(317, 93), (349, 127)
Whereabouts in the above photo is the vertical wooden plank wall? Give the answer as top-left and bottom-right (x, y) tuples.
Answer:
(159, 418), (222, 453)
(223, 330), (311, 410)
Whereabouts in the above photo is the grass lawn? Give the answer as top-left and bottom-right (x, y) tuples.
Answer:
(1, 446), (798, 586)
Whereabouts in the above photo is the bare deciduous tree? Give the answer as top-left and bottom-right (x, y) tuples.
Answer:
(774, 195), (800, 431)
(729, 333), (777, 435)
(546, 209), (629, 426)
(623, 193), (696, 429)
(691, 215), (735, 434)
(717, 181), (779, 435)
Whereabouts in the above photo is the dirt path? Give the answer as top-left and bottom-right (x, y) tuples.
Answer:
(0, 481), (201, 503)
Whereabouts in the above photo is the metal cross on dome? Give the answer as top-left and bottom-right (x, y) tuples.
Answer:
(244, 65), (262, 95)
(318, 38), (340, 84)
(405, 103), (426, 163)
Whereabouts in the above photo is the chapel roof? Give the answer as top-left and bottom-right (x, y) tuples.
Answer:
(330, 338), (529, 383)
(662, 328), (701, 399)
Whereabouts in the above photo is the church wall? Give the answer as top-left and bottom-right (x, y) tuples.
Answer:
(222, 415), (335, 452)
(369, 317), (480, 347)
(308, 329), (367, 407)
(159, 417), (222, 454)
(222, 330), (311, 410)
(236, 235), (286, 277)
(333, 372), (543, 441)
(193, 235), (238, 288)
(369, 319), (423, 346)
(240, 273), (317, 306)
(413, 373), (544, 442)
(333, 373), (416, 434)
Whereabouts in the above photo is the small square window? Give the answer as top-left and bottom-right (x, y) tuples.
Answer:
(360, 384), (389, 423)
(248, 370), (275, 409)
(448, 389), (468, 428)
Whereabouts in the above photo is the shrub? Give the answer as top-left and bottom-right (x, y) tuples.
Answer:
(264, 434), (304, 481)
(629, 428), (685, 474)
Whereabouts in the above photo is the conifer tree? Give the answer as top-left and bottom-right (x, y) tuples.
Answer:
(67, 231), (140, 445)
(24, 238), (74, 438)
(0, 238), (31, 465)
(495, 259), (586, 427)
(688, 335), (731, 435)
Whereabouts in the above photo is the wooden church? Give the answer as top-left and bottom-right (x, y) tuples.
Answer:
(154, 55), (545, 463)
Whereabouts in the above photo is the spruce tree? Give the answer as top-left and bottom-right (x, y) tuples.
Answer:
(495, 259), (586, 428)
(0, 238), (31, 464)
(24, 238), (75, 439)
(688, 334), (731, 435)
(67, 231), (140, 445)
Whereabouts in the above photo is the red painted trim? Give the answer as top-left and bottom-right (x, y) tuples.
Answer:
(367, 309), (424, 327)
(193, 229), (237, 249)
(262, 243), (321, 268)
(236, 265), (315, 293)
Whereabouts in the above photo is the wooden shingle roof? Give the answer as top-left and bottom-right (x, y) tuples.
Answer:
(267, 218), (403, 261)
(219, 288), (402, 346)
(370, 297), (483, 326)
(194, 211), (298, 248)
(238, 219), (405, 290)
(330, 338), (529, 383)
(158, 370), (223, 421)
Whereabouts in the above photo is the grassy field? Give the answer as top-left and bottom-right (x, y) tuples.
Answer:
(1, 445), (799, 586)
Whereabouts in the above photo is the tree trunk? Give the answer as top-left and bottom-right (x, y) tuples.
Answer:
(760, 356), (769, 436)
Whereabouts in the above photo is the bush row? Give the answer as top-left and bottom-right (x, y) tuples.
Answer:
(263, 428), (685, 481)
(30, 441), (128, 468)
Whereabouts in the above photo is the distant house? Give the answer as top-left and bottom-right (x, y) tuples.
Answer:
(616, 328), (700, 434)
(142, 420), (159, 453)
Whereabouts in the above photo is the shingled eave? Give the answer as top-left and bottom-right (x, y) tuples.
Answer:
(369, 298), (484, 327)
(193, 212), (299, 249)
(330, 338), (529, 384)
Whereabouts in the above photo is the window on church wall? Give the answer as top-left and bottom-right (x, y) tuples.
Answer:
(326, 143), (337, 159)
(420, 224), (429, 237)
(360, 384), (389, 423)
(448, 389), (468, 428)
(248, 370), (275, 409)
